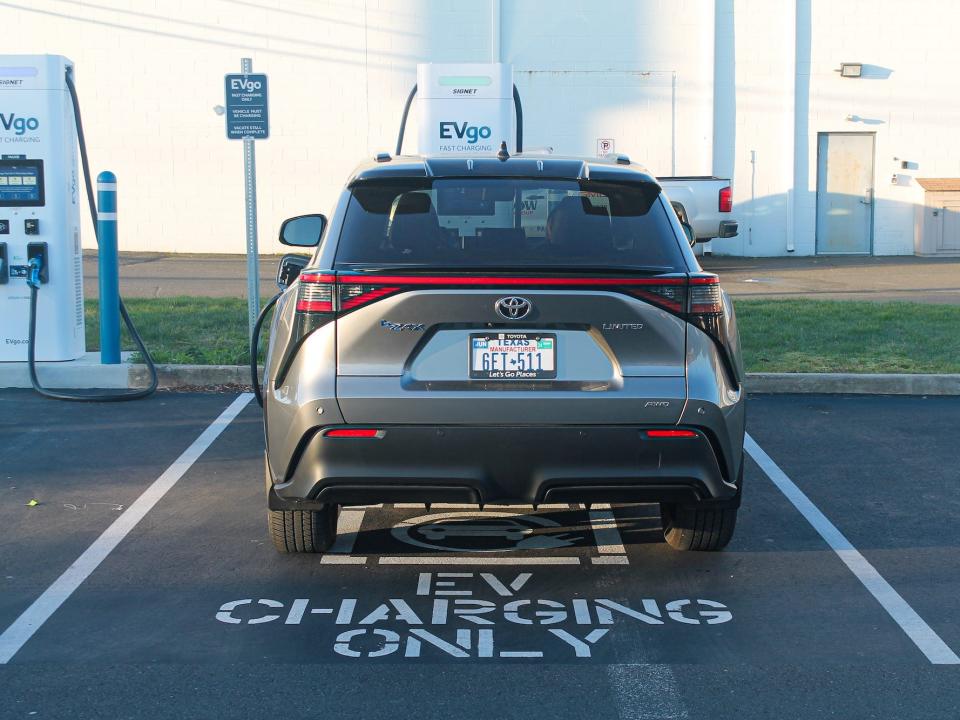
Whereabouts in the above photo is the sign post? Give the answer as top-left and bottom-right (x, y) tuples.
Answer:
(224, 59), (269, 341)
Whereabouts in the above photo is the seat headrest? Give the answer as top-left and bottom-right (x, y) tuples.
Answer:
(547, 195), (613, 252)
(394, 192), (434, 215)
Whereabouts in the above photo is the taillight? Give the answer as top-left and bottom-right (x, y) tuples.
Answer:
(296, 274), (404, 316)
(719, 186), (733, 213)
(290, 273), (407, 355)
(687, 276), (723, 345)
(291, 272), (337, 345)
(296, 273), (335, 313)
(687, 274), (740, 386)
(338, 282), (402, 310)
(623, 283), (687, 314)
(688, 276), (723, 315)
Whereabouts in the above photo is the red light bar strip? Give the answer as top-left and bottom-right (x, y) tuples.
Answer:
(646, 429), (698, 438)
(688, 276), (719, 285)
(336, 275), (687, 287)
(299, 273), (337, 284)
(627, 289), (684, 313)
(339, 286), (402, 310)
(324, 428), (383, 438)
(296, 300), (334, 312)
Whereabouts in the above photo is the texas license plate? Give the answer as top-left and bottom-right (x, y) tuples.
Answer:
(469, 333), (557, 380)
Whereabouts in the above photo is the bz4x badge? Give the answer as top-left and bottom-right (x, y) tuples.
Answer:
(380, 320), (425, 332)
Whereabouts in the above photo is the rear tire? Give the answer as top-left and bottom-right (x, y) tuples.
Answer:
(660, 503), (737, 551)
(269, 505), (339, 553)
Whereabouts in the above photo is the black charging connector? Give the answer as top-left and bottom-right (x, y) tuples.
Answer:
(0, 242), (7, 284)
(27, 242), (48, 284)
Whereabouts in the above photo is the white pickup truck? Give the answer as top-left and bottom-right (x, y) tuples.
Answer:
(659, 176), (738, 246)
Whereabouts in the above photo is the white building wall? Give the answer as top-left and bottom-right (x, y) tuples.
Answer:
(1, 0), (958, 256)
(503, 0), (715, 176)
(0, 0), (493, 255)
(709, 0), (796, 256)
(712, 0), (960, 256)
(800, 0), (960, 256)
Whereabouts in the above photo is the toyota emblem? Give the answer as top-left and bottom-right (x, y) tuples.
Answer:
(495, 296), (532, 320)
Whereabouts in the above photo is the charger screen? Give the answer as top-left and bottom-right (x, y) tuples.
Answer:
(0, 159), (44, 206)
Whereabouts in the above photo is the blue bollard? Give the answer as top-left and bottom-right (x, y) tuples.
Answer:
(97, 171), (121, 364)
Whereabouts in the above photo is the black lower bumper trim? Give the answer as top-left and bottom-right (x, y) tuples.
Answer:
(542, 484), (702, 504)
(316, 484), (480, 505)
(274, 424), (739, 506)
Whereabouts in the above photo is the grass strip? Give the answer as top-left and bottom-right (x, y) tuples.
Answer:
(84, 297), (960, 373)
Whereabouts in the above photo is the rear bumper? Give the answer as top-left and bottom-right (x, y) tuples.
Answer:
(718, 219), (739, 239)
(270, 425), (741, 508)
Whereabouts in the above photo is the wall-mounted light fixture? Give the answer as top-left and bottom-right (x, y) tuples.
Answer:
(837, 63), (863, 78)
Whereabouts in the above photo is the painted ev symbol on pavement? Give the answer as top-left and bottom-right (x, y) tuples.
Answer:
(391, 511), (585, 553)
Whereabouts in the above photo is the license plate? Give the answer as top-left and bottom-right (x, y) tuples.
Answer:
(469, 333), (557, 380)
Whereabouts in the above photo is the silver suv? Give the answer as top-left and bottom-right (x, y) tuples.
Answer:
(261, 154), (745, 554)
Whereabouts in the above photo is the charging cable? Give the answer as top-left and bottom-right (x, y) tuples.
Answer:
(27, 256), (42, 291)
(250, 292), (281, 407)
(25, 70), (158, 401)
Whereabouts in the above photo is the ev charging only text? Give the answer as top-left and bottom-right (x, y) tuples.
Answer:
(215, 572), (732, 659)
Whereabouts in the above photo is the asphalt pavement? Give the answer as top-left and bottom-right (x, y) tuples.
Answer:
(83, 251), (960, 303)
(1, 391), (958, 718)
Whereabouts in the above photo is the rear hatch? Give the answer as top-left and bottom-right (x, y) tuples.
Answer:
(326, 175), (693, 425)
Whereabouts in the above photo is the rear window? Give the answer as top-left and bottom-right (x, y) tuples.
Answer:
(334, 178), (686, 271)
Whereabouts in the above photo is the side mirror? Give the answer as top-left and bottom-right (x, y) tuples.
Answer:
(280, 213), (327, 248)
(276, 253), (309, 290)
(680, 221), (696, 247)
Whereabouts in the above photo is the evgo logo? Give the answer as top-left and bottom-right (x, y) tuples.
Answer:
(0, 113), (39, 135)
(439, 121), (491, 144)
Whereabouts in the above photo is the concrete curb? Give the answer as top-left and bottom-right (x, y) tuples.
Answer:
(128, 363), (252, 388)
(744, 372), (960, 396)
(5, 361), (960, 395)
(0, 352), (131, 390)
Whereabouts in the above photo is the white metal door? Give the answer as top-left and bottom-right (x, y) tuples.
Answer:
(816, 133), (874, 254)
(936, 200), (960, 251)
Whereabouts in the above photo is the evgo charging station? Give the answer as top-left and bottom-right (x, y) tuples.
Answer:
(0, 54), (157, 401)
(0, 55), (84, 362)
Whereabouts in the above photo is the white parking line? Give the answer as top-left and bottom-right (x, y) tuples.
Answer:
(0, 393), (254, 665)
(319, 555), (368, 565)
(589, 504), (628, 554)
(321, 508), (367, 563)
(379, 556), (582, 565)
(745, 432), (960, 665)
(392, 504), (573, 510)
(591, 556), (630, 565)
